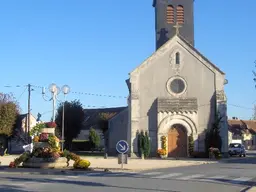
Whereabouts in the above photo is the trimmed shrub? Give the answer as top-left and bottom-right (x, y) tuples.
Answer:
(188, 134), (194, 157)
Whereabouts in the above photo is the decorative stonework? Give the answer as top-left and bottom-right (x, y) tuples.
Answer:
(216, 90), (226, 101)
(157, 97), (198, 112)
(130, 35), (224, 78)
(157, 113), (198, 150)
(158, 113), (197, 135)
(168, 47), (185, 75)
(166, 76), (187, 97)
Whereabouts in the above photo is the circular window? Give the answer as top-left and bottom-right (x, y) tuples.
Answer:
(167, 76), (187, 96)
(170, 79), (185, 94)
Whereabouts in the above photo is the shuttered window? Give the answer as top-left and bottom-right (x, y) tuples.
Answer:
(176, 5), (184, 24)
(167, 5), (174, 24)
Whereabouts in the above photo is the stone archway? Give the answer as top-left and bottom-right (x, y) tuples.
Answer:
(168, 124), (187, 157)
(157, 114), (197, 157)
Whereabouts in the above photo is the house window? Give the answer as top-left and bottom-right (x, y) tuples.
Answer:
(167, 5), (174, 24)
(176, 5), (184, 24)
(175, 52), (180, 64)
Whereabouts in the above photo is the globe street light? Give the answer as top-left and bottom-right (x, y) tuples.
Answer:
(48, 83), (60, 122)
(61, 85), (70, 152)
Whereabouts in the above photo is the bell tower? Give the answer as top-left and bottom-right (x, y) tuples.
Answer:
(153, 0), (194, 50)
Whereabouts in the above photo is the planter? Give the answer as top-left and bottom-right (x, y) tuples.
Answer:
(160, 155), (167, 159)
(22, 157), (67, 168)
(33, 142), (51, 149)
(41, 128), (55, 135)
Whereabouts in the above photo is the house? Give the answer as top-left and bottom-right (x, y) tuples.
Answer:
(228, 119), (256, 150)
(107, 0), (229, 157)
(76, 107), (126, 148)
(8, 113), (37, 154)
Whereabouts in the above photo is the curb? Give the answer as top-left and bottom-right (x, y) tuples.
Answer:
(244, 187), (256, 192)
(0, 166), (133, 175)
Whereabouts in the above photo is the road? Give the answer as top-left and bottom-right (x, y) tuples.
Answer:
(0, 155), (255, 192)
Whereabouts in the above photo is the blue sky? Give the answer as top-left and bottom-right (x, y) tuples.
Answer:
(0, 0), (256, 121)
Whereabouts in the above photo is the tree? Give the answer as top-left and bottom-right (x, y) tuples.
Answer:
(137, 131), (151, 158)
(188, 134), (194, 156)
(205, 113), (223, 153)
(88, 127), (100, 151)
(55, 100), (85, 149)
(98, 112), (116, 151)
(0, 93), (19, 137)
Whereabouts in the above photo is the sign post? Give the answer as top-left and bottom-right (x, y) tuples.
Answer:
(116, 140), (129, 169)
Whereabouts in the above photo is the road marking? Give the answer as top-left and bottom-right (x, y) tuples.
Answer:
(177, 174), (205, 180)
(151, 173), (183, 179)
(230, 177), (253, 184)
(198, 175), (228, 182)
(52, 177), (66, 180)
(66, 176), (79, 178)
(142, 172), (162, 175)
(85, 172), (103, 176)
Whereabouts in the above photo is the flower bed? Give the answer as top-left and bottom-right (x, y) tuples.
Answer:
(9, 123), (90, 170)
(157, 136), (167, 158)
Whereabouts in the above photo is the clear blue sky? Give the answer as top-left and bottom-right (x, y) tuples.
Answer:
(0, 0), (256, 121)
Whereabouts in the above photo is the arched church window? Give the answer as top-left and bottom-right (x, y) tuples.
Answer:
(176, 5), (184, 24)
(175, 52), (180, 64)
(166, 5), (174, 24)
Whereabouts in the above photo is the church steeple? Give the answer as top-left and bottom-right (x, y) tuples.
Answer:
(153, 0), (194, 50)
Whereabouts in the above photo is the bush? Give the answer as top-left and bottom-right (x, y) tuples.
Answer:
(73, 159), (91, 169)
(188, 134), (194, 157)
(88, 128), (100, 151)
(137, 131), (151, 158)
(209, 147), (221, 159)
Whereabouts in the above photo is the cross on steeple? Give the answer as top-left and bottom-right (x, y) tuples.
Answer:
(173, 22), (182, 35)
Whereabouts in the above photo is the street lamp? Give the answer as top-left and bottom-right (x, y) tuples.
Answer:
(42, 83), (70, 151)
(61, 85), (70, 152)
(48, 83), (60, 122)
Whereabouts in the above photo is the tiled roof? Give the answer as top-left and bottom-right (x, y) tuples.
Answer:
(82, 107), (127, 130)
(228, 119), (256, 135)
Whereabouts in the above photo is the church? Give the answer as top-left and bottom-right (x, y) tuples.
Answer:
(107, 0), (229, 157)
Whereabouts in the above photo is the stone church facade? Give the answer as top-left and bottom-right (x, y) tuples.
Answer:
(108, 0), (229, 157)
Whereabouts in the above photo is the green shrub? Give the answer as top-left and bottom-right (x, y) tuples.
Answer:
(88, 128), (100, 152)
(188, 134), (194, 157)
(137, 131), (151, 158)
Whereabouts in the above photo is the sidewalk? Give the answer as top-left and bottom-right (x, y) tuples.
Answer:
(246, 187), (256, 192)
(1, 155), (216, 172)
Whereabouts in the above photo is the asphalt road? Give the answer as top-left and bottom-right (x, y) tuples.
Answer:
(0, 155), (255, 192)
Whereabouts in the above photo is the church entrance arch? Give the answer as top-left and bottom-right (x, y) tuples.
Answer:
(168, 124), (187, 157)
(157, 114), (197, 157)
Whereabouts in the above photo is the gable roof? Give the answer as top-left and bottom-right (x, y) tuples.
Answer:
(177, 35), (225, 75)
(130, 34), (225, 75)
(228, 119), (256, 135)
(82, 107), (127, 130)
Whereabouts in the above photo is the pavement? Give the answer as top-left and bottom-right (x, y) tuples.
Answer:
(0, 171), (248, 192)
(0, 152), (255, 191)
(0, 155), (216, 171)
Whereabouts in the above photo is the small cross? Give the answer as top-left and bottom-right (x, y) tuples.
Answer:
(173, 22), (182, 35)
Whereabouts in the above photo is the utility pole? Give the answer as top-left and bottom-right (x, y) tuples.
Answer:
(27, 84), (31, 143)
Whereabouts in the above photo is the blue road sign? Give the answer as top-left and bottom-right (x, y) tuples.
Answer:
(116, 140), (129, 154)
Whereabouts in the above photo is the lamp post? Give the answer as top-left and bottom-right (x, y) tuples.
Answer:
(61, 85), (70, 152)
(48, 83), (60, 122)
(42, 83), (70, 151)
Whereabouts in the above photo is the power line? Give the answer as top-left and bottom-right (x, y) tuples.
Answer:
(71, 91), (128, 99)
(17, 87), (27, 101)
(30, 84), (128, 99)
(2, 84), (256, 110)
